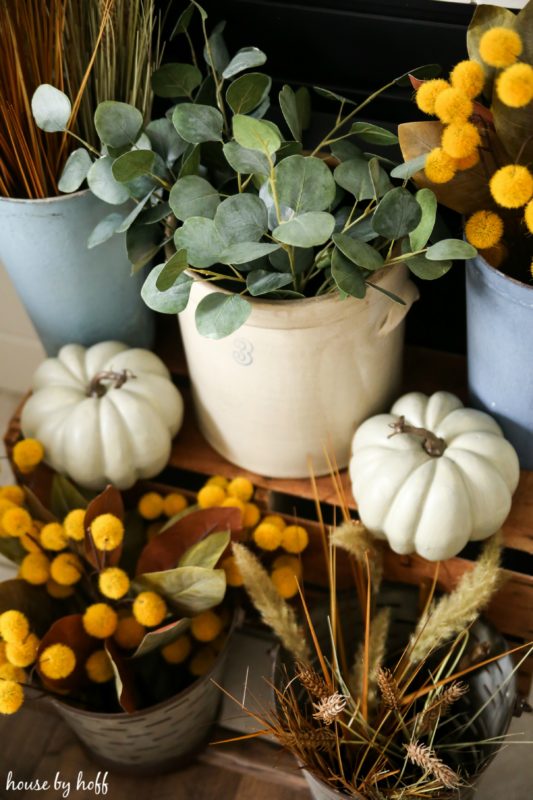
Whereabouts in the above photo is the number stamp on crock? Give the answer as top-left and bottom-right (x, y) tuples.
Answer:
(232, 338), (254, 366)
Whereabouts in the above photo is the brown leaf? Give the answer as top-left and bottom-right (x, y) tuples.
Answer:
(105, 638), (137, 713)
(0, 579), (56, 637)
(23, 486), (57, 524)
(36, 614), (99, 693)
(135, 507), (243, 576)
(84, 485), (124, 571)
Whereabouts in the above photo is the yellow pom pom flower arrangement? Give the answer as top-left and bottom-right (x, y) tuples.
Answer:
(424, 148), (457, 185)
(415, 79), (449, 115)
(40, 522), (68, 551)
(90, 514), (124, 551)
(0, 680), (24, 715)
(450, 60), (485, 98)
(83, 604), (118, 639)
(0, 611), (29, 644)
(39, 644), (76, 680)
(479, 27), (522, 68)
(63, 509), (86, 541)
(490, 165), (533, 209)
(12, 438), (44, 474)
(99, 567), (130, 600)
(132, 592), (167, 628)
(497, 63), (533, 108)
(85, 650), (114, 683)
(465, 211), (505, 249)
(138, 492), (164, 520)
(434, 87), (473, 124)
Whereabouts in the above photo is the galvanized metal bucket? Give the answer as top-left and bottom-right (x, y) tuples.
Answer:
(466, 255), (533, 469)
(0, 191), (154, 356)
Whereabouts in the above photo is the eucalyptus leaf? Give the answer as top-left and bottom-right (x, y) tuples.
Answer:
(204, 20), (229, 75)
(115, 191), (154, 233)
(226, 72), (271, 114)
(220, 241), (279, 264)
(330, 140), (363, 162)
(350, 122), (398, 146)
(94, 101), (143, 148)
(172, 103), (223, 143)
(142, 267), (193, 313)
(140, 201), (171, 225)
(146, 118), (188, 164)
(179, 143), (201, 177)
(344, 214), (378, 242)
(137, 566), (226, 615)
(276, 141), (303, 160)
(314, 86), (356, 106)
(222, 47), (267, 79)
(215, 193), (267, 243)
(87, 157), (130, 205)
(233, 114), (280, 155)
(112, 150), (156, 182)
(405, 252), (453, 280)
(390, 154), (427, 180)
(178, 530), (231, 569)
(50, 475), (88, 519)
(87, 212), (125, 248)
(372, 187), (422, 239)
(425, 239), (477, 261)
(169, 175), (220, 221)
(333, 233), (384, 271)
(156, 250), (188, 290)
(279, 84), (302, 141)
(195, 292), (252, 339)
(151, 63), (202, 98)
(246, 269), (293, 296)
(273, 212), (335, 247)
(126, 222), (161, 272)
(58, 148), (92, 192)
(31, 84), (71, 132)
(331, 248), (367, 298)
(410, 189), (437, 251)
(174, 217), (225, 267)
(394, 64), (441, 87)
(269, 247), (314, 274)
(275, 155), (336, 213)
(248, 97), (271, 119)
(334, 157), (392, 201)
(295, 86), (311, 131)
(223, 141), (270, 175)
(171, 3), (194, 37)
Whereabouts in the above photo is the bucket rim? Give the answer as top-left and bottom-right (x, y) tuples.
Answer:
(0, 189), (91, 205)
(468, 253), (533, 295)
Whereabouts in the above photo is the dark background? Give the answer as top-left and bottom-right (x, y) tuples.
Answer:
(161, 0), (485, 354)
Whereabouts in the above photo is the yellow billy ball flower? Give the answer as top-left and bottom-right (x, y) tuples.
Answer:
(221, 496), (245, 513)
(0, 663), (26, 683)
(189, 647), (217, 677)
(0, 485), (24, 506)
(227, 477), (254, 502)
(497, 63), (533, 108)
(0, 679), (24, 714)
(0, 611), (29, 644)
(83, 604), (118, 639)
(281, 525), (309, 554)
(85, 650), (114, 683)
(524, 200), (533, 234)
(271, 566), (299, 599)
(6, 633), (39, 667)
(190, 610), (223, 643)
(465, 210), (504, 249)
(221, 556), (243, 587)
(197, 485), (226, 509)
(490, 164), (533, 208)
(161, 635), (192, 664)
(132, 592), (167, 627)
(137, 492), (164, 520)
(242, 502), (261, 528)
(0, 642), (7, 665)
(261, 515), (286, 531)
(206, 475), (229, 490)
(20, 553), (50, 585)
(253, 522), (283, 551)
(114, 616), (145, 650)
(90, 514), (124, 551)
(415, 79), (450, 115)
(20, 527), (42, 553)
(273, 555), (303, 583)
(12, 438), (44, 474)
(46, 580), (74, 599)
(50, 553), (83, 586)
(163, 493), (187, 517)
(434, 87), (473, 124)
(479, 27), (522, 68)
(424, 148), (457, 184)
(454, 150), (480, 171)
(39, 643), (76, 680)
(98, 567), (130, 600)
(63, 509), (86, 542)
(2, 507), (32, 537)
(40, 522), (68, 552)
(450, 60), (485, 99)
(441, 122), (481, 159)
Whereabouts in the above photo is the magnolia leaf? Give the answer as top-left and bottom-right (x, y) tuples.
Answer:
(274, 212), (335, 247)
(333, 232), (384, 271)
(195, 293), (252, 339)
(136, 566), (226, 616)
(126, 222), (162, 272)
(233, 114), (280, 155)
(204, 20), (229, 75)
(112, 150), (156, 183)
(391, 154), (428, 180)
(105, 639), (137, 713)
(115, 191), (153, 233)
(169, 175), (220, 221)
(23, 487), (56, 524)
(172, 103), (223, 143)
(372, 187), (422, 240)
(410, 188), (437, 251)
(50, 474), (88, 519)
(142, 267), (193, 313)
(58, 148), (92, 192)
(246, 269), (293, 296)
(87, 212), (125, 248)
(334, 157), (392, 201)
(405, 252), (453, 280)
(94, 101), (143, 148)
(146, 118), (188, 164)
(426, 239), (477, 261)
(83, 486), (124, 571)
(130, 618), (190, 659)
(179, 530), (230, 569)
(0, 580), (56, 633)
(219, 241), (280, 265)
(331, 248), (367, 298)
(275, 155), (336, 213)
(87, 157), (130, 205)
(31, 84), (71, 132)
(226, 72), (271, 115)
(222, 47), (267, 79)
(151, 63), (202, 98)
(156, 249), (188, 290)
(222, 141), (270, 175)
(350, 122), (398, 146)
(279, 84), (302, 141)
(174, 216), (225, 267)
(215, 193), (268, 244)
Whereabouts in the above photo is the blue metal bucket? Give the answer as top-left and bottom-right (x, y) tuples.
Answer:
(466, 255), (533, 469)
(0, 190), (154, 355)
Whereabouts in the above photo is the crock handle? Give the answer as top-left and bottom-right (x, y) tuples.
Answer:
(376, 280), (420, 337)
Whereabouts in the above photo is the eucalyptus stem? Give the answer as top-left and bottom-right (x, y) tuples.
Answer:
(65, 129), (100, 157)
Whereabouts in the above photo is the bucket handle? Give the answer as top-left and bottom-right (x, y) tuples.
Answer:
(376, 280), (420, 337)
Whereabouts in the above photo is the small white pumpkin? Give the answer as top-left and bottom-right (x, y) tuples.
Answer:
(350, 391), (520, 561)
(21, 341), (184, 490)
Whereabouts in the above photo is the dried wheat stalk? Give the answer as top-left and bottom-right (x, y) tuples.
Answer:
(312, 692), (346, 725)
(331, 520), (383, 590)
(376, 667), (400, 711)
(349, 606), (391, 705)
(405, 741), (462, 789)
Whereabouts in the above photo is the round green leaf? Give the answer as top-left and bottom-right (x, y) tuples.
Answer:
(137, 566), (226, 615)
(87, 156), (130, 205)
(127, 222), (161, 272)
(174, 217), (225, 267)
(156, 250), (189, 291)
(333, 233), (384, 271)
(169, 175), (220, 221)
(94, 101), (143, 148)
(275, 155), (336, 213)
(112, 150), (156, 183)
(219, 242), (280, 265)
(115, 190), (153, 233)
(233, 114), (280, 155)
(390, 154), (427, 180)
(222, 142), (270, 175)
(273, 212), (335, 247)
(409, 189), (437, 252)
(141, 266), (193, 313)
(349, 122), (398, 146)
(331, 248), (367, 298)
(172, 103), (223, 144)
(151, 63), (202, 98)
(214, 193), (267, 244)
(179, 531), (231, 569)
(146, 118), (188, 164)
(425, 239), (477, 261)
(58, 148), (92, 192)
(269, 247), (314, 274)
(406, 253), (453, 280)
(246, 269), (293, 296)
(222, 47), (267, 79)
(226, 72), (271, 115)
(279, 85), (301, 141)
(372, 187), (422, 240)
(334, 157), (392, 201)
(31, 84), (71, 132)
(87, 213), (125, 249)
(195, 293), (252, 339)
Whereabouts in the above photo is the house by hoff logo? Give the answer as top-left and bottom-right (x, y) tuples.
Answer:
(6, 770), (109, 797)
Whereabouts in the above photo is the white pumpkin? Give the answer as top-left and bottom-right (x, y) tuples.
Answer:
(350, 391), (520, 561)
(21, 341), (184, 490)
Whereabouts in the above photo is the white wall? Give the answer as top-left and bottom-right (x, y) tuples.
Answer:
(0, 264), (45, 393)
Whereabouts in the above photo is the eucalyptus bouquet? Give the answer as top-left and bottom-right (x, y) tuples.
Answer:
(32, 1), (475, 339)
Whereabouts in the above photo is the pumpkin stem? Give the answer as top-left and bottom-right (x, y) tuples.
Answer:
(388, 416), (447, 457)
(87, 370), (137, 398)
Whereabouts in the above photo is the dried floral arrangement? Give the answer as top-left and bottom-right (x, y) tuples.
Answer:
(228, 506), (531, 798)
(397, 1), (533, 284)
